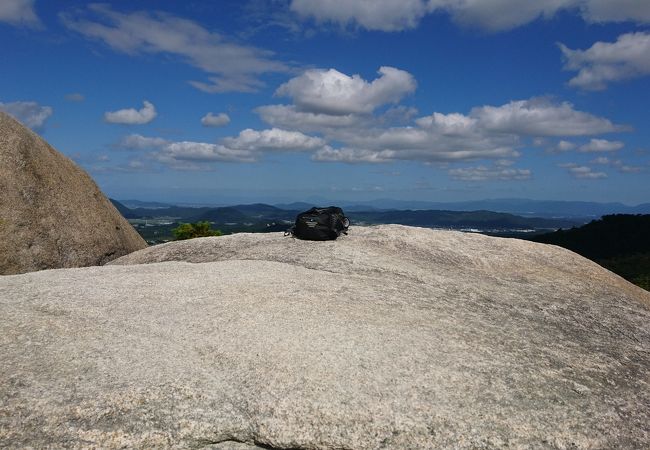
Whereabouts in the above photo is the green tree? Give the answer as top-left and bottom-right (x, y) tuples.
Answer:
(172, 221), (222, 240)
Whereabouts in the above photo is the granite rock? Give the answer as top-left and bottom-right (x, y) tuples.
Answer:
(0, 112), (146, 275)
(1, 225), (649, 448)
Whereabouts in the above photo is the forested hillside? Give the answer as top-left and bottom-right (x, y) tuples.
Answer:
(531, 215), (650, 290)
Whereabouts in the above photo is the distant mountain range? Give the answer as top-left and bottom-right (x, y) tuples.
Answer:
(116, 198), (650, 218)
(327, 198), (650, 218)
(111, 199), (583, 233)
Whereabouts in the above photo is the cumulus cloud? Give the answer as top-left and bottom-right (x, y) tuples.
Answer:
(342, 98), (623, 162)
(275, 66), (416, 115)
(0, 101), (52, 129)
(341, 113), (521, 163)
(256, 104), (368, 132)
(104, 101), (157, 125)
(312, 140), (519, 164)
(118, 128), (327, 169)
(0, 0), (40, 27)
(258, 104), (419, 136)
(558, 162), (607, 179)
(119, 135), (251, 164)
(222, 128), (327, 152)
(201, 112), (230, 127)
(414, 112), (477, 135)
(258, 94), (625, 164)
(290, 0), (650, 33)
(469, 98), (625, 136)
(61, 4), (288, 93)
(559, 32), (650, 91)
(156, 142), (256, 164)
(578, 138), (624, 152)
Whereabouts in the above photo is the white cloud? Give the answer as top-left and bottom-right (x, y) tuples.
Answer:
(445, 0), (578, 32)
(341, 113), (522, 163)
(65, 93), (85, 102)
(222, 128), (327, 152)
(560, 32), (650, 90)
(580, 0), (650, 24)
(556, 140), (577, 152)
(190, 76), (267, 94)
(578, 138), (624, 152)
(257, 104), (417, 135)
(117, 128), (327, 169)
(448, 165), (532, 181)
(290, 0), (650, 33)
(88, 158), (159, 174)
(119, 134), (169, 149)
(119, 135), (253, 164)
(290, 0), (433, 31)
(61, 4), (289, 93)
(255, 104), (368, 132)
(0, 101), (52, 129)
(104, 101), (157, 125)
(313, 147), (396, 163)
(0, 0), (40, 27)
(470, 98), (625, 136)
(415, 112), (477, 135)
(590, 156), (645, 173)
(618, 164), (645, 173)
(156, 142), (256, 164)
(201, 112), (231, 127)
(312, 139), (519, 164)
(546, 139), (577, 153)
(275, 66), (416, 115)
(380, 106), (420, 124)
(558, 162), (607, 179)
(590, 156), (611, 165)
(258, 94), (625, 164)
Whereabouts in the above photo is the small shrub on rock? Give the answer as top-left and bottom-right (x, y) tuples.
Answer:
(172, 221), (222, 240)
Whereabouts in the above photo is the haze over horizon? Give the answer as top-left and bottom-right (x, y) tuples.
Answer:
(1, 0), (649, 205)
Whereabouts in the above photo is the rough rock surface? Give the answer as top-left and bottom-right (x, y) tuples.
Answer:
(2, 225), (649, 449)
(0, 112), (146, 275)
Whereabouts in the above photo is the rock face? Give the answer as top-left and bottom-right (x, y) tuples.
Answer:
(1, 225), (649, 449)
(0, 112), (146, 274)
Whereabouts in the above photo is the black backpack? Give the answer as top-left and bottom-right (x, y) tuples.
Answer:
(286, 206), (350, 241)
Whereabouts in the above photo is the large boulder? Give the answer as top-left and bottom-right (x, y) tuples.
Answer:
(0, 112), (146, 274)
(1, 225), (649, 448)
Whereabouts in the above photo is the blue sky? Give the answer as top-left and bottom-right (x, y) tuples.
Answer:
(1, 0), (649, 204)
